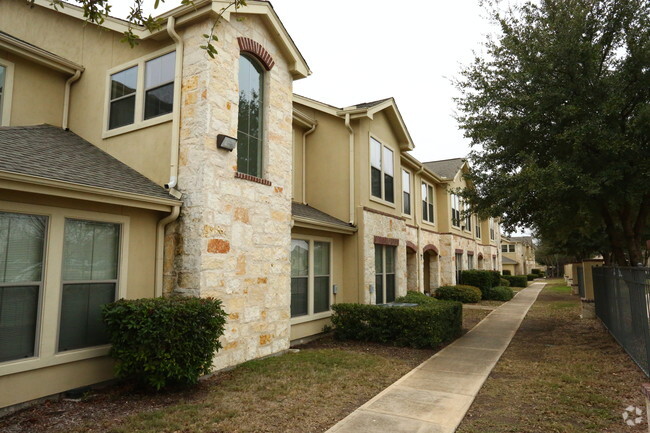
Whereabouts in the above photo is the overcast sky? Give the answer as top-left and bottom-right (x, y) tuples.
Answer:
(109, 0), (498, 163)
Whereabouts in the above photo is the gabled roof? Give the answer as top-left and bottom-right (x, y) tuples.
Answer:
(0, 125), (179, 205)
(423, 158), (467, 180)
(0, 31), (83, 74)
(347, 98), (392, 110)
(30, 0), (310, 79)
(502, 256), (518, 265)
(292, 202), (356, 234)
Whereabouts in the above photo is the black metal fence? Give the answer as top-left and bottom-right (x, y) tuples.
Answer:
(576, 266), (585, 298)
(593, 266), (650, 376)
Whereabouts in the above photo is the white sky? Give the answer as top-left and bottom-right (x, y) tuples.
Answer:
(109, 0), (497, 163)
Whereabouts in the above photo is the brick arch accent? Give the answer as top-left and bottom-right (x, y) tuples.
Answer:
(423, 244), (439, 255)
(406, 241), (417, 253)
(237, 37), (275, 70)
(478, 253), (484, 260)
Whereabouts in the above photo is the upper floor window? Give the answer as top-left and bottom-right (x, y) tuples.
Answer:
(370, 138), (394, 203)
(489, 218), (496, 240)
(509, 244), (516, 252)
(451, 194), (461, 227)
(108, 50), (176, 132)
(475, 215), (481, 238)
(237, 55), (265, 177)
(464, 201), (472, 232)
(422, 182), (434, 223)
(0, 65), (5, 125)
(0, 60), (13, 127)
(402, 170), (411, 215)
(502, 244), (508, 252)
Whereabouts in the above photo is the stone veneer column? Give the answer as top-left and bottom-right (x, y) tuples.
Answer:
(169, 15), (294, 370)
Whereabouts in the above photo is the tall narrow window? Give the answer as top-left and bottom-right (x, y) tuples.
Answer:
(468, 254), (474, 270)
(0, 65), (5, 125)
(490, 218), (495, 240)
(109, 66), (137, 130)
(237, 55), (264, 177)
(313, 242), (330, 314)
(455, 252), (463, 284)
(451, 194), (461, 227)
(0, 212), (47, 363)
(144, 51), (175, 120)
(59, 220), (120, 351)
(475, 215), (481, 238)
(422, 182), (434, 223)
(290, 240), (309, 317)
(402, 170), (411, 215)
(464, 202), (472, 231)
(369, 138), (394, 203)
(375, 245), (396, 304)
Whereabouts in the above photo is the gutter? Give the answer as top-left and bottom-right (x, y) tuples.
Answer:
(62, 69), (82, 130)
(301, 123), (316, 204)
(344, 113), (355, 224)
(164, 16), (183, 197)
(155, 205), (181, 296)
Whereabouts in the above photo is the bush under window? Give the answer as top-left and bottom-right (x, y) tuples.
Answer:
(102, 296), (227, 390)
(502, 275), (528, 287)
(395, 290), (438, 305)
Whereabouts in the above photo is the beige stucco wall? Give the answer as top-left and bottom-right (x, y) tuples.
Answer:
(1, 0), (173, 186)
(170, 13), (295, 370)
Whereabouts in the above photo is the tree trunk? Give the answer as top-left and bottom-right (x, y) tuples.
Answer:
(601, 205), (628, 266)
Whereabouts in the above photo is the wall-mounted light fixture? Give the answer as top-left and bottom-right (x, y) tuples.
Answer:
(217, 134), (237, 151)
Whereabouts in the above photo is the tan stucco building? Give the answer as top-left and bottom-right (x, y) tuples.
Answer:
(501, 236), (537, 275)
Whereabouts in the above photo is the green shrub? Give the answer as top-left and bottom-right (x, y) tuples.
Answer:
(434, 285), (482, 303)
(484, 286), (515, 301)
(331, 301), (462, 349)
(499, 278), (510, 287)
(502, 270), (512, 276)
(531, 268), (541, 275)
(527, 274), (536, 281)
(502, 275), (528, 287)
(460, 270), (494, 293)
(102, 296), (227, 390)
(395, 290), (438, 305)
(489, 270), (502, 287)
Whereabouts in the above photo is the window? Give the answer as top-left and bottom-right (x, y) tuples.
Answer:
(375, 245), (396, 304)
(489, 218), (496, 240)
(237, 55), (265, 177)
(464, 202), (472, 231)
(0, 60), (14, 126)
(468, 254), (474, 270)
(502, 244), (508, 252)
(451, 194), (461, 227)
(370, 138), (394, 203)
(509, 244), (516, 253)
(291, 239), (331, 318)
(0, 65), (5, 125)
(455, 252), (463, 284)
(402, 170), (411, 215)
(0, 212), (46, 363)
(108, 51), (176, 132)
(422, 182), (434, 223)
(493, 256), (497, 270)
(475, 215), (481, 238)
(59, 220), (120, 351)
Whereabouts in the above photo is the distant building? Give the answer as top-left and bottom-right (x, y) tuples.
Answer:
(501, 236), (537, 275)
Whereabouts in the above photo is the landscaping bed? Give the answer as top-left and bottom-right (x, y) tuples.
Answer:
(0, 307), (488, 433)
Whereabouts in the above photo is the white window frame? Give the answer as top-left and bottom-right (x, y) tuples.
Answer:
(467, 254), (474, 270)
(402, 169), (411, 216)
(0, 58), (15, 126)
(502, 244), (508, 252)
(451, 194), (461, 228)
(0, 201), (129, 376)
(369, 135), (395, 206)
(475, 215), (481, 238)
(463, 201), (472, 233)
(421, 181), (435, 225)
(103, 46), (176, 139)
(509, 244), (516, 253)
(290, 235), (334, 325)
(489, 218), (496, 240)
(374, 244), (397, 304)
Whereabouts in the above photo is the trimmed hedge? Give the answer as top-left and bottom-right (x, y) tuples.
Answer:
(502, 275), (528, 287)
(531, 268), (542, 275)
(502, 270), (512, 276)
(499, 278), (510, 287)
(103, 296), (227, 390)
(527, 274), (536, 281)
(331, 301), (462, 349)
(395, 290), (438, 305)
(460, 270), (493, 292)
(434, 285), (482, 303)
(484, 286), (515, 301)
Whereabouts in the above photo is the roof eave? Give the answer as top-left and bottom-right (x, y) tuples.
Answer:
(0, 32), (84, 74)
(293, 216), (357, 234)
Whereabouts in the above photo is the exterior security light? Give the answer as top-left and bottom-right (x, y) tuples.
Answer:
(217, 134), (237, 151)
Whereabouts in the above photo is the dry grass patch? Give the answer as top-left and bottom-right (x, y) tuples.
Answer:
(457, 282), (648, 433)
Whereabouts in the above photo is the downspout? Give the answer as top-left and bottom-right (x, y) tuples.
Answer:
(414, 166), (424, 291)
(344, 113), (355, 224)
(301, 123), (316, 204)
(165, 16), (183, 194)
(62, 69), (82, 130)
(155, 206), (180, 297)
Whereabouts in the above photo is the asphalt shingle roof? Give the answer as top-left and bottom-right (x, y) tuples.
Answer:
(0, 125), (177, 202)
(423, 158), (466, 179)
(352, 98), (392, 109)
(292, 202), (353, 229)
(502, 256), (518, 265)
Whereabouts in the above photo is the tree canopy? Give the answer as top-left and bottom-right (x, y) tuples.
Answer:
(457, 0), (650, 265)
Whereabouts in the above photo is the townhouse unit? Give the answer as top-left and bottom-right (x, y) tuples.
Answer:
(501, 236), (537, 275)
(290, 96), (501, 342)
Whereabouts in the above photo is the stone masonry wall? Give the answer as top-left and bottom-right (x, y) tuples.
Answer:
(170, 14), (294, 370)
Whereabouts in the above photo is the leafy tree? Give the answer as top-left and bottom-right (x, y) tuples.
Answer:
(32, 0), (245, 56)
(457, 0), (650, 266)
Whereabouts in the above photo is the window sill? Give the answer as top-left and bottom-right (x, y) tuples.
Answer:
(235, 172), (272, 186)
(422, 219), (436, 228)
(369, 195), (396, 209)
(102, 113), (172, 139)
(291, 310), (332, 325)
(0, 345), (110, 377)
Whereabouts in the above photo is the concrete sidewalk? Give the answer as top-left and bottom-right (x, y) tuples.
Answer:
(326, 283), (545, 433)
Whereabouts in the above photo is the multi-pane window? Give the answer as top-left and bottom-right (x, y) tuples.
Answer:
(59, 220), (120, 351)
(290, 239), (331, 317)
(422, 182), (434, 223)
(468, 254), (474, 270)
(402, 170), (411, 215)
(375, 245), (396, 304)
(490, 218), (495, 240)
(237, 55), (264, 177)
(475, 215), (481, 238)
(464, 202), (472, 231)
(509, 244), (516, 253)
(455, 252), (463, 284)
(0, 212), (46, 363)
(502, 244), (508, 252)
(370, 138), (394, 203)
(451, 194), (461, 227)
(0, 65), (5, 125)
(108, 51), (176, 130)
